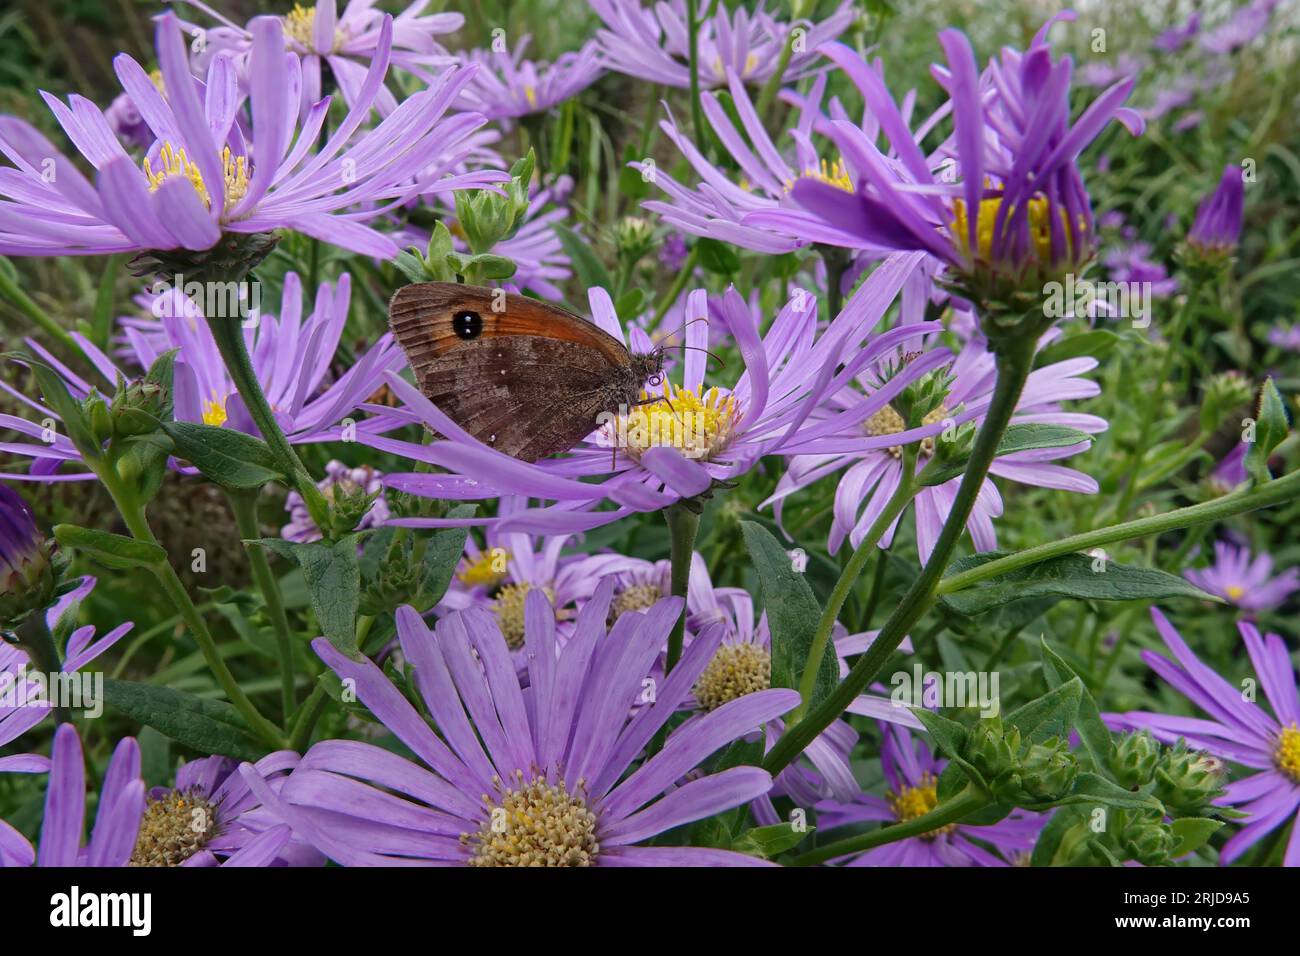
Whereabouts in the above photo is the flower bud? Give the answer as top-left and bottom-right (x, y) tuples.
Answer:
(1153, 741), (1226, 814)
(1016, 737), (1080, 803)
(615, 216), (656, 262)
(0, 485), (58, 629)
(1118, 812), (1176, 866)
(1111, 730), (1161, 789)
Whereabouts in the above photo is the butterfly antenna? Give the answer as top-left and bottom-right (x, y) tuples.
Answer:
(658, 343), (727, 371)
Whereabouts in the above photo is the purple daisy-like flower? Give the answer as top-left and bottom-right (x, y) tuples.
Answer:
(766, 327), (1106, 562)
(1267, 323), (1300, 353)
(242, 583), (796, 865)
(0, 13), (496, 260)
(178, 0), (463, 117)
(1, 575), (133, 766)
(591, 0), (854, 90)
(1101, 229), (1178, 298)
(1183, 541), (1299, 612)
(760, 13), (1143, 295)
(1154, 13), (1201, 54)
(370, 254), (943, 535)
(1105, 608), (1300, 866)
(1, 272), (402, 482)
(815, 722), (1046, 866)
(454, 36), (603, 122)
(282, 459), (389, 542)
(1188, 164), (1246, 254)
(1200, 0), (1280, 55)
(0, 725), (143, 868)
(133, 752), (321, 867)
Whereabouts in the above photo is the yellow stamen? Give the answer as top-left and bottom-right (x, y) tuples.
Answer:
(1225, 584), (1246, 602)
(462, 771), (598, 866)
(950, 194), (1082, 267)
(493, 583), (555, 649)
(283, 3), (346, 52)
(142, 143), (250, 214)
(458, 549), (510, 589)
(864, 403), (950, 459)
(694, 642), (771, 711)
(887, 772), (957, 839)
(616, 383), (739, 463)
(202, 396), (228, 427)
(524, 85), (538, 108)
(1275, 725), (1300, 783)
(784, 157), (853, 194)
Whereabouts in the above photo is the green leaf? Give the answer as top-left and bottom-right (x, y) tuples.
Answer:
(1033, 329), (1120, 368)
(739, 521), (831, 713)
(1004, 678), (1081, 744)
(418, 506), (476, 609)
(939, 552), (1219, 614)
(53, 524), (166, 570)
(19, 357), (100, 458)
(161, 420), (284, 491)
(695, 238), (740, 275)
(1169, 817), (1224, 857)
(1246, 377), (1289, 483)
(914, 709), (988, 790)
(1030, 805), (1089, 866)
(1039, 638), (1114, 772)
(253, 537), (361, 655)
(920, 424), (1094, 486)
(102, 678), (265, 761)
(733, 821), (814, 859)
(555, 224), (613, 292)
(1051, 772), (1164, 813)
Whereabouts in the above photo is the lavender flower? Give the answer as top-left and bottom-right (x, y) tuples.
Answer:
(1188, 164), (1246, 255)
(1183, 541), (1299, 612)
(767, 328), (1106, 562)
(0, 483), (55, 626)
(372, 257), (942, 535)
(815, 723), (1046, 866)
(1200, 0), (1280, 55)
(1105, 608), (1300, 866)
(591, 0), (854, 89)
(454, 37), (603, 121)
(1102, 230), (1178, 298)
(1154, 13), (1201, 53)
(1267, 323), (1300, 353)
(243, 584), (796, 865)
(1210, 443), (1250, 494)
(0, 14), (495, 260)
(282, 460), (389, 543)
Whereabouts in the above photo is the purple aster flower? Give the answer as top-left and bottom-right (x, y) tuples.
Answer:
(0, 13), (496, 260)
(0, 482), (55, 625)
(764, 13), (1144, 298)
(0, 724), (144, 868)
(1, 272), (402, 482)
(1210, 443), (1250, 494)
(815, 722), (1047, 866)
(282, 460), (389, 542)
(660, 231), (689, 270)
(591, 0), (854, 89)
(242, 584), (796, 865)
(1078, 53), (1143, 88)
(1102, 235), (1179, 297)
(370, 254), (943, 535)
(767, 327), (1106, 562)
(454, 37), (603, 122)
(2, 576), (133, 766)
(1183, 541), (1299, 612)
(1154, 13), (1201, 53)
(179, 1), (463, 117)
(1188, 164), (1246, 254)
(1105, 608), (1300, 865)
(133, 752), (321, 867)
(104, 90), (152, 150)
(1200, 0), (1280, 55)
(1267, 323), (1300, 353)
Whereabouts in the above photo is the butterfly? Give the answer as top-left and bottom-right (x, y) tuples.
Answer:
(388, 283), (666, 462)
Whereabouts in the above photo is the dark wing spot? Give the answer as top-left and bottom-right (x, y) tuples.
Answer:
(453, 310), (483, 340)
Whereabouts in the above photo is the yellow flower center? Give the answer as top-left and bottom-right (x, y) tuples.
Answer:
(785, 157), (853, 194)
(143, 143), (250, 214)
(148, 69), (165, 95)
(1225, 584), (1246, 601)
(524, 85), (538, 108)
(712, 53), (759, 79)
(463, 771), (599, 866)
(951, 194), (1081, 268)
(694, 642), (771, 711)
(282, 4), (346, 51)
(610, 583), (663, 623)
(887, 772), (957, 840)
(130, 789), (219, 866)
(616, 383), (739, 463)
(864, 403), (950, 459)
(1276, 725), (1300, 783)
(458, 548), (510, 589)
(202, 395), (229, 427)
(492, 583), (554, 649)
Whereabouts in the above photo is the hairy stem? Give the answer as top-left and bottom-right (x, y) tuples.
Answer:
(663, 501), (702, 674)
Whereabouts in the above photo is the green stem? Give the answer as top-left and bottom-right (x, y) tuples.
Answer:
(790, 786), (991, 866)
(204, 315), (331, 533)
(15, 613), (72, 725)
(652, 247), (699, 327)
(938, 467), (1300, 595)
(819, 245), (851, 318)
(289, 682), (330, 752)
(663, 501), (702, 674)
(791, 445), (918, 725)
(764, 335), (1039, 777)
(0, 264), (82, 355)
(754, 32), (797, 123)
(685, 0), (706, 155)
(1114, 284), (1198, 520)
(227, 489), (297, 722)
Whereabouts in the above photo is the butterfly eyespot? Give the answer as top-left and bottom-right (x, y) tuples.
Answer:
(453, 310), (483, 340)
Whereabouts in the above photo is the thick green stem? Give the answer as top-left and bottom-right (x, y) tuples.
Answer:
(764, 335), (1039, 777)
(754, 32), (797, 123)
(289, 682), (330, 751)
(663, 502), (702, 674)
(15, 613), (72, 725)
(228, 489), (297, 722)
(938, 467), (1300, 595)
(791, 445), (918, 725)
(790, 786), (991, 866)
(820, 245), (851, 318)
(0, 265), (82, 355)
(204, 316), (331, 533)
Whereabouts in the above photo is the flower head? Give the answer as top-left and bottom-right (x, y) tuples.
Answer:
(0, 484), (56, 626)
(455, 37), (602, 121)
(244, 583), (796, 865)
(1183, 541), (1298, 612)
(1187, 164), (1245, 256)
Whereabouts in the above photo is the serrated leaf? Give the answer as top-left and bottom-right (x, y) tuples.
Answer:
(102, 678), (265, 761)
(1004, 677), (1081, 744)
(53, 524), (166, 570)
(940, 553), (1219, 614)
(253, 537), (360, 655)
(1039, 638), (1114, 771)
(739, 521), (831, 713)
(555, 224), (613, 292)
(1169, 817), (1223, 857)
(161, 420), (284, 490)
(920, 424), (1093, 486)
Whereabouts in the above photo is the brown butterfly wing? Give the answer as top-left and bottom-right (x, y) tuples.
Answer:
(388, 283), (635, 462)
